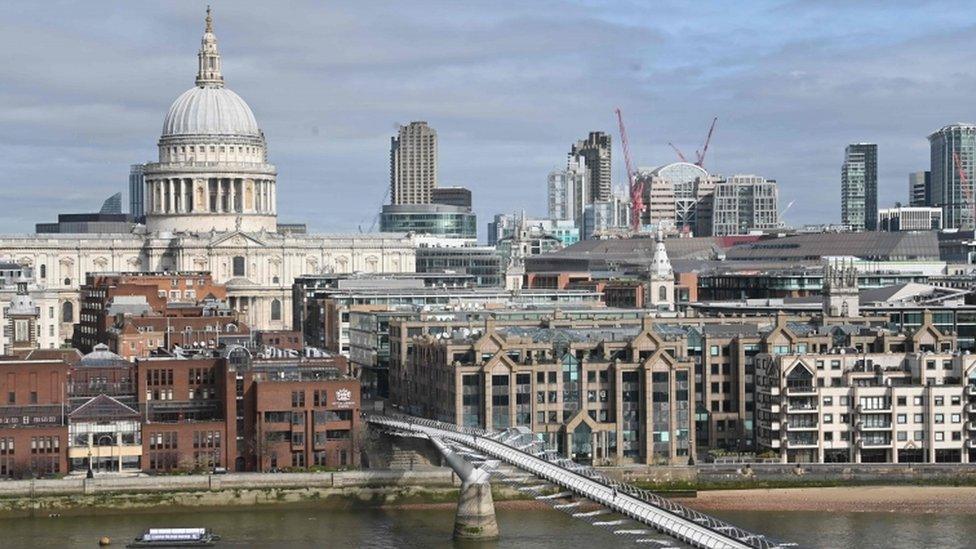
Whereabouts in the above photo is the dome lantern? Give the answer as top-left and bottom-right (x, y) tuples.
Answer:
(196, 6), (224, 88)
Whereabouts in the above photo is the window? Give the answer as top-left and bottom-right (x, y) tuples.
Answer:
(897, 414), (907, 424)
(935, 432), (944, 441)
(271, 299), (282, 321)
(232, 256), (245, 277)
(710, 346), (720, 357)
(914, 413), (924, 423)
(935, 414), (945, 424)
(39, 265), (46, 279)
(897, 396), (907, 406)
(897, 432), (908, 442)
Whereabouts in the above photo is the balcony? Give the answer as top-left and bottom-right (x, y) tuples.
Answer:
(857, 437), (892, 448)
(785, 405), (818, 414)
(967, 439), (976, 449)
(967, 421), (976, 431)
(966, 385), (976, 396)
(785, 385), (816, 396)
(786, 422), (818, 431)
(966, 403), (976, 414)
(858, 423), (892, 431)
(785, 437), (818, 448)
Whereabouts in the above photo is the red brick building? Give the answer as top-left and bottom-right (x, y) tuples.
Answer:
(75, 272), (228, 352)
(0, 356), (70, 477)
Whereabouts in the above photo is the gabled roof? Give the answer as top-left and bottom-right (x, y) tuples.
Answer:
(70, 394), (140, 421)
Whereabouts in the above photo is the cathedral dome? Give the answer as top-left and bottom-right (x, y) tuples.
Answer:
(162, 86), (260, 138)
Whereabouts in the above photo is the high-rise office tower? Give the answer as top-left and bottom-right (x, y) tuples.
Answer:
(547, 156), (589, 224)
(840, 143), (877, 231)
(570, 131), (612, 203)
(909, 171), (931, 207)
(710, 175), (779, 236)
(128, 163), (146, 222)
(390, 121), (438, 205)
(929, 123), (976, 229)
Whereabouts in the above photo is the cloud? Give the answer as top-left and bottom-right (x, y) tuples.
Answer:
(0, 0), (974, 235)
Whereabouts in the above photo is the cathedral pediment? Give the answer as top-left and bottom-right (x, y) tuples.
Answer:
(208, 231), (268, 248)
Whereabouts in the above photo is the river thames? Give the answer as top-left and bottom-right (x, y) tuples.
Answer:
(2, 505), (974, 548)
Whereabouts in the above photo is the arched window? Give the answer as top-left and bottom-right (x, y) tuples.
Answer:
(63, 278), (71, 286)
(658, 286), (668, 302)
(39, 265), (46, 279)
(61, 301), (73, 323)
(271, 299), (282, 321)
(232, 256), (245, 277)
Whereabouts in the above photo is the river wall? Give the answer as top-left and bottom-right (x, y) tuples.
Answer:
(0, 470), (508, 518)
(600, 462), (976, 489)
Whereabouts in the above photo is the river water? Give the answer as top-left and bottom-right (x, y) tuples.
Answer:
(1, 505), (973, 548)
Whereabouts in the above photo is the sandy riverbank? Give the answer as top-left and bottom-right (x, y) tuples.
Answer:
(684, 485), (976, 514)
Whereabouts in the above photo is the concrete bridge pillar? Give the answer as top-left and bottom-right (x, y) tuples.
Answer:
(427, 435), (499, 540)
(453, 480), (499, 540)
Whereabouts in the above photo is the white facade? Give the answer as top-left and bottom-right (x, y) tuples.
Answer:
(756, 351), (976, 464)
(0, 9), (416, 334)
(878, 206), (943, 232)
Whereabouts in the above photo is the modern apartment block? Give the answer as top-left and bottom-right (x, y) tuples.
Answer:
(841, 144), (878, 231)
(710, 175), (780, 236)
(393, 317), (694, 465)
(755, 345), (976, 464)
(929, 123), (976, 229)
(909, 170), (931, 207)
(570, 132), (612, 203)
(390, 121), (437, 205)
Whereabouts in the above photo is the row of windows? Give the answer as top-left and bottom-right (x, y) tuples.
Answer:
(148, 432), (178, 450)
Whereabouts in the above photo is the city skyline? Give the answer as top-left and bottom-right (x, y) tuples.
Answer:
(2, 2), (975, 236)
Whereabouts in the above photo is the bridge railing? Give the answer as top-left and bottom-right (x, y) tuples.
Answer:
(369, 412), (783, 549)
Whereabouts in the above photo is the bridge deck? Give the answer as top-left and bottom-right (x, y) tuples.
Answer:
(369, 414), (788, 549)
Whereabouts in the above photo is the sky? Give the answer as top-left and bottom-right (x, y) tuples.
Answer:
(1, 0), (975, 238)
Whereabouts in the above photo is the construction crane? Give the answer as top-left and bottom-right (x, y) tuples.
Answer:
(694, 117), (718, 168)
(359, 185), (391, 233)
(667, 142), (688, 163)
(615, 108), (643, 232)
(780, 199), (796, 218)
(952, 150), (975, 229)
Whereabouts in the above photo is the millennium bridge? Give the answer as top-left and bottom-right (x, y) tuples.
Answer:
(368, 414), (796, 549)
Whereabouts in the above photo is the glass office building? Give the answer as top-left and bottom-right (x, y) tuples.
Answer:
(380, 204), (476, 239)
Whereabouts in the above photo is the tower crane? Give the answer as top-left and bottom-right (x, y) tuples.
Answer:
(694, 117), (718, 168)
(615, 108), (643, 232)
(667, 142), (688, 163)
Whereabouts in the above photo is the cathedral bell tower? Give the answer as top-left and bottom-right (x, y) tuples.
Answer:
(647, 230), (675, 311)
(7, 275), (39, 353)
(822, 259), (859, 318)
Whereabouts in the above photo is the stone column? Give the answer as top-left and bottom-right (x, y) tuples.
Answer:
(168, 178), (175, 214)
(230, 178), (237, 213)
(271, 182), (277, 214)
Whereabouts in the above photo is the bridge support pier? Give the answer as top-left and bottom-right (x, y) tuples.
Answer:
(453, 479), (498, 540)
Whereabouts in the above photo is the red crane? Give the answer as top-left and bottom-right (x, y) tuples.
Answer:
(695, 117), (718, 167)
(615, 108), (643, 232)
(952, 150), (975, 228)
(668, 142), (688, 163)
